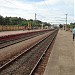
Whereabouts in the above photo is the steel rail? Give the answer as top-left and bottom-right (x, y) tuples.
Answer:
(29, 29), (58, 75)
(0, 29), (58, 75)
(0, 30), (53, 70)
(0, 30), (51, 49)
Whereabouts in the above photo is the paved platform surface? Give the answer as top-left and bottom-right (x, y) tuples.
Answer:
(43, 30), (75, 75)
(0, 29), (45, 37)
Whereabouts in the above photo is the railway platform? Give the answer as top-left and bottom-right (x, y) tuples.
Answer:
(43, 29), (75, 75)
(0, 29), (46, 37)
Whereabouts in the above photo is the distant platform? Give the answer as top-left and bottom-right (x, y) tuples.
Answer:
(43, 30), (74, 75)
(0, 29), (47, 37)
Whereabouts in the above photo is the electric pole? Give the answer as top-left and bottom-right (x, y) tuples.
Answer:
(35, 13), (36, 26)
(65, 14), (67, 30)
(35, 13), (36, 21)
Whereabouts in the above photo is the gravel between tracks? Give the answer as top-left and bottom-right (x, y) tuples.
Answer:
(33, 36), (56, 75)
(0, 30), (56, 75)
(0, 32), (51, 63)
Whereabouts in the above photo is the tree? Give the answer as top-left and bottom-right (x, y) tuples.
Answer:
(20, 20), (28, 26)
(0, 15), (4, 25)
(4, 16), (10, 25)
(68, 23), (75, 29)
(0, 15), (44, 28)
(59, 24), (63, 28)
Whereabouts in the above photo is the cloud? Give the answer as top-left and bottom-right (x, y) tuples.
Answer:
(33, 0), (60, 5)
(74, 0), (75, 20)
(0, 0), (74, 24)
(12, 0), (34, 10)
(0, 0), (35, 18)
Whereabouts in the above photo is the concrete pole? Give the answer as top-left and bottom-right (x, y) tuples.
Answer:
(35, 13), (36, 26)
(66, 14), (67, 30)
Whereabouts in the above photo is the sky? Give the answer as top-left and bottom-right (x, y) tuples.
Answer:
(0, 0), (74, 24)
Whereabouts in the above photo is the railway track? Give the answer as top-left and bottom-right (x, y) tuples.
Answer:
(0, 29), (58, 75)
(0, 30), (53, 49)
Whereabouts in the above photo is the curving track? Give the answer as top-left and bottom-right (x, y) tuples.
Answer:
(0, 29), (58, 75)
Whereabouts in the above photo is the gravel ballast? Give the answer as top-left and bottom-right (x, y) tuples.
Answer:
(0, 32), (51, 62)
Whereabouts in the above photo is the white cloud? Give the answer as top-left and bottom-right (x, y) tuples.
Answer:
(74, 0), (75, 20)
(0, 0), (35, 18)
(12, 0), (34, 10)
(33, 0), (60, 5)
(0, 0), (74, 24)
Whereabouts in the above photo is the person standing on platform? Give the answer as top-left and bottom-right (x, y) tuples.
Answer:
(72, 26), (75, 41)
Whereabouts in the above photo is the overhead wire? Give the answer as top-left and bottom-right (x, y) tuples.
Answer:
(5, 0), (35, 17)
(5, 0), (49, 22)
(4, 0), (70, 24)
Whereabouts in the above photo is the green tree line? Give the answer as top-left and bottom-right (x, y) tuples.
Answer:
(67, 23), (75, 29)
(0, 15), (51, 27)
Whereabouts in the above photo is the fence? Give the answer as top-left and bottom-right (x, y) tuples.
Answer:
(0, 25), (24, 31)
